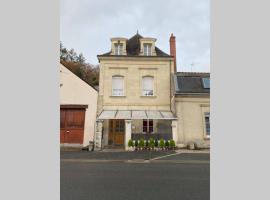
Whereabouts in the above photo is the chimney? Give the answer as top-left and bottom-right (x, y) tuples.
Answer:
(169, 33), (177, 72)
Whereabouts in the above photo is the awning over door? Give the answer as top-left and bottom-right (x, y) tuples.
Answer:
(97, 110), (177, 120)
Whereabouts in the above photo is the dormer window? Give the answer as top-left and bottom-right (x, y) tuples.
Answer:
(114, 43), (123, 55)
(143, 43), (152, 56)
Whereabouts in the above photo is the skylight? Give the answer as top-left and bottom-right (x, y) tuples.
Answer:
(202, 78), (210, 88)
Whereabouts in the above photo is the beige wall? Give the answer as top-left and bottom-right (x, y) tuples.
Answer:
(175, 95), (210, 146)
(60, 64), (98, 147)
(98, 57), (174, 114)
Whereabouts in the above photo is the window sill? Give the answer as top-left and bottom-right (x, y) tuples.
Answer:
(140, 95), (157, 98)
(204, 136), (210, 140)
(110, 95), (126, 98)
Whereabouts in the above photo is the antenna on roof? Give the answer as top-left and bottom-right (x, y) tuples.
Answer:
(190, 62), (200, 72)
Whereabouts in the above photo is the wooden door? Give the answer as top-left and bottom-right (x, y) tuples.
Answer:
(109, 120), (125, 145)
(60, 108), (85, 144)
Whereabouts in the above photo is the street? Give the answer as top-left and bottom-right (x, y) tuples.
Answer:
(61, 151), (210, 200)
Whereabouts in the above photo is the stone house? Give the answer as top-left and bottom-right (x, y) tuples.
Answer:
(95, 33), (210, 150)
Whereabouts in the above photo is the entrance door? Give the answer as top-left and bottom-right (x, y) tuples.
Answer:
(109, 120), (125, 145)
(60, 108), (86, 144)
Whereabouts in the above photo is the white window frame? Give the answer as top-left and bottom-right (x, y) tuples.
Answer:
(204, 112), (210, 138)
(112, 75), (124, 96)
(143, 43), (152, 56)
(142, 76), (154, 96)
(142, 119), (154, 134)
(114, 43), (123, 55)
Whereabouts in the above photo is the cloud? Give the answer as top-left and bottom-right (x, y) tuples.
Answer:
(60, 0), (210, 72)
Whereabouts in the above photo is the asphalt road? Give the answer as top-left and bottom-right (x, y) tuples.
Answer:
(61, 152), (209, 200)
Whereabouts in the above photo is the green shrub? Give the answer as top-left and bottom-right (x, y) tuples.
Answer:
(159, 139), (165, 149)
(145, 140), (149, 148)
(169, 140), (176, 149)
(149, 138), (155, 149)
(134, 140), (138, 147)
(128, 139), (134, 147)
(165, 140), (169, 148)
(138, 138), (145, 149)
(154, 139), (159, 147)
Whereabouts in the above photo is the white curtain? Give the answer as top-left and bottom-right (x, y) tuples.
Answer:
(143, 76), (153, 91)
(112, 76), (124, 95)
(142, 76), (153, 96)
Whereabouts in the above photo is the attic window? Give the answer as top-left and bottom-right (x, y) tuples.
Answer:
(143, 43), (152, 56)
(202, 78), (210, 88)
(115, 43), (123, 55)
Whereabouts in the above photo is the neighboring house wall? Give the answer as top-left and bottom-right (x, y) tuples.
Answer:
(60, 64), (98, 147)
(175, 96), (210, 147)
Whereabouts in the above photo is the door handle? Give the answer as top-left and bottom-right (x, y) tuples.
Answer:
(66, 130), (70, 133)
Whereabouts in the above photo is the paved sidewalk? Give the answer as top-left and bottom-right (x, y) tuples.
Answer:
(61, 150), (175, 160)
(61, 150), (210, 164)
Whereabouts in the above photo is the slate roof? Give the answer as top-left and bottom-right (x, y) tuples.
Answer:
(174, 72), (210, 95)
(98, 33), (171, 57)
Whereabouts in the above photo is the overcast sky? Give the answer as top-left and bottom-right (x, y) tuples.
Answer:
(60, 0), (209, 72)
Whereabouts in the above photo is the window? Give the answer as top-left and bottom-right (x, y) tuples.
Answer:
(204, 112), (210, 137)
(142, 76), (154, 96)
(143, 43), (152, 56)
(114, 43), (123, 55)
(143, 119), (154, 133)
(112, 76), (124, 96)
(202, 77), (210, 88)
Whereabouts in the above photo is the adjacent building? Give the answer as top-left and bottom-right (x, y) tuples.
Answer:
(60, 63), (98, 148)
(173, 72), (210, 148)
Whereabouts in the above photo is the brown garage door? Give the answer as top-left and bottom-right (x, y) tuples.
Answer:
(60, 105), (87, 144)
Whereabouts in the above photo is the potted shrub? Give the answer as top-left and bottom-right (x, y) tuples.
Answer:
(145, 140), (149, 150)
(169, 139), (176, 150)
(128, 139), (134, 151)
(165, 140), (170, 150)
(134, 140), (138, 151)
(159, 138), (165, 150)
(154, 139), (159, 151)
(149, 138), (155, 150)
(138, 138), (145, 150)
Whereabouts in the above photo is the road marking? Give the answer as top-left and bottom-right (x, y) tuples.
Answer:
(150, 152), (182, 160)
(150, 160), (209, 164)
(61, 159), (124, 163)
(61, 158), (209, 164)
(125, 159), (150, 163)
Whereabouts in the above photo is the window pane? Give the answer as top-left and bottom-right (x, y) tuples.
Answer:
(112, 76), (124, 96)
(202, 78), (210, 88)
(143, 44), (151, 56)
(142, 76), (153, 96)
(143, 120), (147, 132)
(115, 44), (123, 55)
(205, 113), (210, 136)
(120, 120), (125, 132)
(149, 120), (153, 133)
